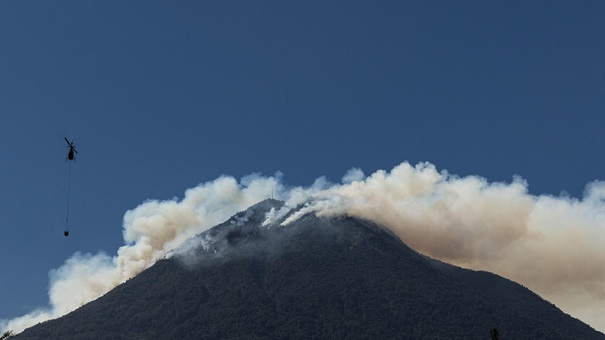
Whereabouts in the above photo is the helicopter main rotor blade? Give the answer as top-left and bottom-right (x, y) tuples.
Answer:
(64, 137), (71, 145)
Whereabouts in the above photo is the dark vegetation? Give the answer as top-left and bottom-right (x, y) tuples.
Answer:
(14, 200), (605, 339)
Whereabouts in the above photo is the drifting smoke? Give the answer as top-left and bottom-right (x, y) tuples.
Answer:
(1, 174), (282, 334)
(2, 162), (605, 333)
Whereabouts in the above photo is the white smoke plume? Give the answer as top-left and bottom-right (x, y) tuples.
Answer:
(1, 174), (283, 334)
(2, 162), (605, 333)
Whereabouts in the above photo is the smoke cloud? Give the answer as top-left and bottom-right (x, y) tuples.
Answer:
(2, 162), (605, 333)
(1, 174), (282, 334)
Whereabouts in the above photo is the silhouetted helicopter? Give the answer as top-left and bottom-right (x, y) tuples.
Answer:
(65, 137), (78, 161)
(64, 137), (78, 237)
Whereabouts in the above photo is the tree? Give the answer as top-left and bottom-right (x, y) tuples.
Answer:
(1, 330), (13, 339)
(490, 327), (498, 340)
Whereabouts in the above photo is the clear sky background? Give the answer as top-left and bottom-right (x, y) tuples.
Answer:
(1, 0), (604, 330)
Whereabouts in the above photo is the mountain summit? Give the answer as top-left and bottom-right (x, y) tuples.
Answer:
(14, 199), (604, 339)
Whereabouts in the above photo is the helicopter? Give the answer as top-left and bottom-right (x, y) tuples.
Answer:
(65, 137), (78, 161)
(63, 137), (77, 236)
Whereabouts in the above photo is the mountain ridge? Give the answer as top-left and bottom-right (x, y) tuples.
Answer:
(13, 199), (605, 339)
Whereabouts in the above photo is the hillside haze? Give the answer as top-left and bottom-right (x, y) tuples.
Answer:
(14, 199), (605, 339)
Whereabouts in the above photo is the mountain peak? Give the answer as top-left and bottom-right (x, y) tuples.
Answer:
(168, 197), (417, 270)
(14, 200), (605, 339)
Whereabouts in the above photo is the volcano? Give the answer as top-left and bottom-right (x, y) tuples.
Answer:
(13, 199), (604, 339)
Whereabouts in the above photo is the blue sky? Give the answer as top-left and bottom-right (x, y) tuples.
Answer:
(1, 0), (604, 327)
